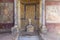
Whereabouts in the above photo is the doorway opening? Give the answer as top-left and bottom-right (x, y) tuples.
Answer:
(20, 0), (40, 36)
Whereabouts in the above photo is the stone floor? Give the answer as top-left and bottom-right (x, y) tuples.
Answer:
(1, 30), (60, 40)
(41, 32), (60, 40)
(18, 36), (43, 40)
(0, 33), (43, 40)
(41, 27), (60, 40)
(0, 33), (13, 40)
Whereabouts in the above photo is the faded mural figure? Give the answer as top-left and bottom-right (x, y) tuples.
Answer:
(0, 3), (13, 23)
(3, 4), (9, 23)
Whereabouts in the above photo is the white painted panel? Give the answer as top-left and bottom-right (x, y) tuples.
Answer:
(46, 5), (60, 23)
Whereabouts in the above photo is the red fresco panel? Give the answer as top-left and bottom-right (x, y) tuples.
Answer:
(0, 0), (14, 29)
(43, 1), (60, 40)
(46, 1), (60, 32)
(46, 1), (60, 5)
(0, 0), (14, 2)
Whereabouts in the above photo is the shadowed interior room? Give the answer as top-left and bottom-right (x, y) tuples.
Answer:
(0, 0), (42, 40)
(20, 0), (40, 36)
(0, 0), (60, 40)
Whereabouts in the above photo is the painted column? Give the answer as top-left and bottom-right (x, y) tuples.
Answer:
(13, 0), (21, 40)
(17, 0), (21, 29)
(39, 0), (42, 28)
(42, 0), (47, 33)
(14, 0), (18, 26)
(12, 0), (19, 40)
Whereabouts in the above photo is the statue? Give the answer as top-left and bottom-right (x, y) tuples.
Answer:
(27, 19), (34, 32)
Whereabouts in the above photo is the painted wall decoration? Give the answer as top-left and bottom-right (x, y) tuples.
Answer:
(45, 1), (60, 40)
(0, 3), (13, 23)
(20, 3), (39, 20)
(46, 2), (60, 23)
(26, 5), (35, 19)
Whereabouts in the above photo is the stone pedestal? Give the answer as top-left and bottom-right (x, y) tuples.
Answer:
(42, 26), (47, 33)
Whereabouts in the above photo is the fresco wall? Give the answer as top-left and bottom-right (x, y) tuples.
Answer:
(46, 2), (60, 23)
(41, 1), (60, 40)
(0, 3), (13, 23)
(46, 1), (60, 34)
(20, 0), (40, 31)
(0, 0), (14, 29)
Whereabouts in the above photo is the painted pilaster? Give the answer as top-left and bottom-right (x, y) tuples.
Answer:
(12, 0), (19, 40)
(14, 0), (18, 26)
(17, 0), (21, 29)
(39, 0), (42, 28)
(42, 0), (47, 33)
